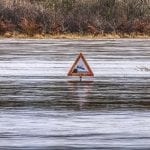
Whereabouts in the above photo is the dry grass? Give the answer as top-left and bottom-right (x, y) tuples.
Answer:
(1, 32), (149, 39)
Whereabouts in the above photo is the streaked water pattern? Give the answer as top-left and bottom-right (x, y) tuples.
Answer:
(0, 39), (150, 149)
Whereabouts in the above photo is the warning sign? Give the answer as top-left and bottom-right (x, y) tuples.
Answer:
(68, 53), (94, 77)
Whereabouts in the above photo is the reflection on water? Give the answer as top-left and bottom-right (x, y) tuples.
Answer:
(0, 39), (150, 149)
(0, 78), (150, 110)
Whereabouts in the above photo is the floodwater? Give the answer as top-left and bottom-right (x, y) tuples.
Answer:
(0, 39), (150, 150)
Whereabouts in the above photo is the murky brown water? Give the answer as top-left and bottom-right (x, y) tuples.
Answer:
(0, 39), (150, 149)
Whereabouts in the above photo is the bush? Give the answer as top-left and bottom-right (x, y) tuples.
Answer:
(0, 19), (15, 34)
(0, 0), (149, 36)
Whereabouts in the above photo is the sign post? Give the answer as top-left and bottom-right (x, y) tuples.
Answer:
(68, 53), (94, 81)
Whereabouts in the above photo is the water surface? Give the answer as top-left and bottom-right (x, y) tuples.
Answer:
(0, 39), (150, 149)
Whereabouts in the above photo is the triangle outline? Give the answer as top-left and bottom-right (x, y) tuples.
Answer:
(68, 53), (94, 76)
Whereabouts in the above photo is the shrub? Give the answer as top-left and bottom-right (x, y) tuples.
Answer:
(0, 0), (149, 35)
(19, 18), (41, 36)
(0, 19), (15, 34)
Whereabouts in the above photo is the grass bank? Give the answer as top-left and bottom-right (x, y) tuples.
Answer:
(1, 32), (150, 39)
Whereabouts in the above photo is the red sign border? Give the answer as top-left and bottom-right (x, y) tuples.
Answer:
(68, 53), (94, 77)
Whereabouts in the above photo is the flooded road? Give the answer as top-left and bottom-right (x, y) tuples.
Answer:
(0, 39), (150, 149)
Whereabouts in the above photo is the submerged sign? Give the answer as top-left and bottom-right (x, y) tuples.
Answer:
(68, 53), (94, 77)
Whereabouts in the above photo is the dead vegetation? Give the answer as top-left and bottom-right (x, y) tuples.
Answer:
(0, 0), (149, 37)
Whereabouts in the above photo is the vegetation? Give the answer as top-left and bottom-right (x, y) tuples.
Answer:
(0, 0), (149, 38)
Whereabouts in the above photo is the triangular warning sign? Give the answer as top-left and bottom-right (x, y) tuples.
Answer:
(68, 53), (94, 77)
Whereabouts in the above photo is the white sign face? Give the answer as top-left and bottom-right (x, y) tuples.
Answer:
(68, 53), (94, 77)
(73, 57), (89, 73)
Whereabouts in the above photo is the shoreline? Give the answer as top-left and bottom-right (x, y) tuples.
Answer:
(0, 32), (150, 39)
